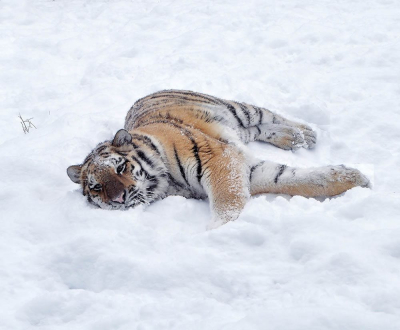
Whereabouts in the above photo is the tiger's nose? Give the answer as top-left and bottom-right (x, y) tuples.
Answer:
(112, 191), (126, 204)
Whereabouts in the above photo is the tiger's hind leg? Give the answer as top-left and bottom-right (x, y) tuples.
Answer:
(249, 160), (370, 197)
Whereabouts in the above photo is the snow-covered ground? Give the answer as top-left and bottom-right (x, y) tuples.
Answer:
(1, 0), (400, 329)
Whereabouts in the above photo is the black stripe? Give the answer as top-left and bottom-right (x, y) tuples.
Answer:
(84, 155), (93, 164)
(163, 90), (222, 105)
(167, 173), (185, 190)
(85, 158), (93, 167)
(96, 145), (107, 153)
(256, 126), (261, 136)
(181, 91), (222, 105)
(116, 151), (130, 157)
(236, 102), (251, 126)
(191, 139), (203, 183)
(249, 161), (265, 182)
(130, 154), (144, 169)
(162, 112), (184, 124)
(266, 132), (275, 140)
(174, 146), (189, 186)
(219, 101), (245, 127)
(172, 93), (218, 105)
(137, 96), (173, 107)
(194, 110), (215, 123)
(166, 120), (203, 183)
(258, 107), (263, 125)
(87, 195), (94, 205)
(140, 167), (150, 180)
(132, 106), (169, 122)
(131, 134), (160, 155)
(274, 165), (286, 184)
(146, 178), (159, 193)
(144, 93), (217, 106)
(253, 106), (259, 122)
(131, 90), (180, 106)
(140, 94), (195, 105)
(135, 111), (185, 128)
(136, 149), (154, 168)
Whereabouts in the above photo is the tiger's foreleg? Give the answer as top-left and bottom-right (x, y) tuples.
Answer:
(202, 147), (250, 228)
(232, 101), (317, 149)
(242, 124), (315, 150)
(249, 160), (370, 198)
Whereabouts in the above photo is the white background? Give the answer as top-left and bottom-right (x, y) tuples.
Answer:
(1, 0), (400, 329)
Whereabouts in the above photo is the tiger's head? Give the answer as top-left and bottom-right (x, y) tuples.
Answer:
(67, 129), (169, 210)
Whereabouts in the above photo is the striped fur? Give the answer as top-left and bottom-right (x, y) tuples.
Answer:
(67, 90), (370, 226)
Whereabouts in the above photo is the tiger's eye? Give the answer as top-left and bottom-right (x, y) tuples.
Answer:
(93, 184), (102, 191)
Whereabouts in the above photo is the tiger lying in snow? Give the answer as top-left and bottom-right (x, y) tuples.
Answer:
(67, 90), (370, 227)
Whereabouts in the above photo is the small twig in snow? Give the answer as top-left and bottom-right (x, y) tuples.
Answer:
(18, 114), (37, 134)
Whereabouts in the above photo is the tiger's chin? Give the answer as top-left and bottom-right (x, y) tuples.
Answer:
(87, 188), (165, 211)
(88, 198), (147, 211)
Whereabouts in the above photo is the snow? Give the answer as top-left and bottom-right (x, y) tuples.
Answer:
(1, 0), (400, 329)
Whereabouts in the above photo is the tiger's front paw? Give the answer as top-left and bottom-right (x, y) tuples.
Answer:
(263, 126), (313, 151)
(297, 124), (317, 149)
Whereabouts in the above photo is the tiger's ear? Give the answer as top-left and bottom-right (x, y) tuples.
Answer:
(67, 165), (82, 184)
(112, 129), (132, 147)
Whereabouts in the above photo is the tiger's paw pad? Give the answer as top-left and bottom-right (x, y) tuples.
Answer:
(290, 129), (307, 150)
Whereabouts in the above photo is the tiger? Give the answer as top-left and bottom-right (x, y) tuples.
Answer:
(67, 89), (370, 227)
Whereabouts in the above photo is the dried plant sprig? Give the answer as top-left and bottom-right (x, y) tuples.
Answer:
(18, 114), (36, 134)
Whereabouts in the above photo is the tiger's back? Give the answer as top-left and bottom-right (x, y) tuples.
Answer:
(125, 89), (243, 143)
